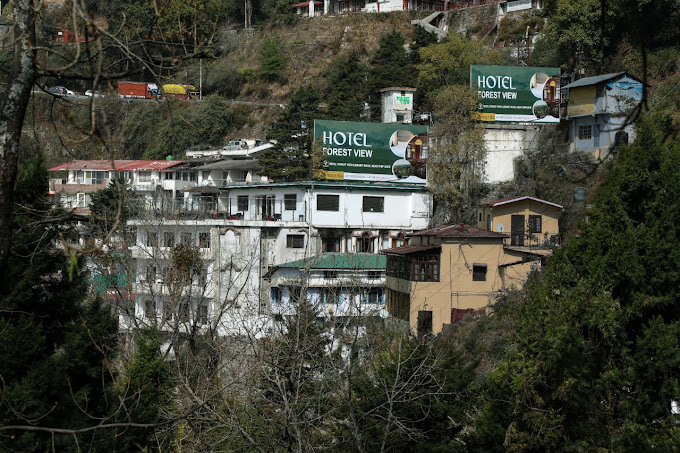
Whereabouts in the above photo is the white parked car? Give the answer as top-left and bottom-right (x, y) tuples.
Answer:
(85, 90), (101, 97)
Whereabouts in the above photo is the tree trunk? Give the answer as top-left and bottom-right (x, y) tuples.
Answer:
(0, 0), (37, 284)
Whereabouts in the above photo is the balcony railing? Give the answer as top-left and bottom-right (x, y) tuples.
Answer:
(130, 196), (306, 223)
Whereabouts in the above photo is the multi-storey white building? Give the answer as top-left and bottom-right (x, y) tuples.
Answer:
(126, 181), (432, 335)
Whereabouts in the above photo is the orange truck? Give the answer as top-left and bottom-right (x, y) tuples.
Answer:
(118, 81), (159, 99)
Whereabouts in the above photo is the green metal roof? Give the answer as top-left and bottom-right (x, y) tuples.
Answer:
(277, 253), (386, 270)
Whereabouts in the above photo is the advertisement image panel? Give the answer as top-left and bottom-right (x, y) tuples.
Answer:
(314, 120), (429, 183)
(471, 65), (561, 123)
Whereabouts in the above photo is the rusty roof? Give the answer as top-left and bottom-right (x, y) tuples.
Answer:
(49, 160), (185, 172)
(409, 224), (508, 238)
(381, 245), (439, 255)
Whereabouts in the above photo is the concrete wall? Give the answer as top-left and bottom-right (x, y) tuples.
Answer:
(483, 124), (540, 184)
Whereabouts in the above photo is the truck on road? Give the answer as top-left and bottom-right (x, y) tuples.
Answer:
(118, 81), (159, 99)
(162, 84), (198, 100)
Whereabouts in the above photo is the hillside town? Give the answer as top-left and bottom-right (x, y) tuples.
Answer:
(1, 0), (679, 451)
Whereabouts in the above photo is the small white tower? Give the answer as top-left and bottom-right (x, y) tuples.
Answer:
(380, 87), (416, 124)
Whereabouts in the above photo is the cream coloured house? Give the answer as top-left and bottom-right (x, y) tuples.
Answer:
(383, 224), (542, 336)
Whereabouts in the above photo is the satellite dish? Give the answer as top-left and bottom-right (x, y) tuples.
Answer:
(495, 223), (505, 233)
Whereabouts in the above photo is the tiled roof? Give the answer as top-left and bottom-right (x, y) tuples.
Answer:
(276, 253), (385, 270)
(479, 195), (563, 209)
(409, 224), (508, 238)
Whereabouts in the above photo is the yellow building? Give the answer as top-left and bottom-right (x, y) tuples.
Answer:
(383, 224), (543, 336)
(476, 196), (562, 247)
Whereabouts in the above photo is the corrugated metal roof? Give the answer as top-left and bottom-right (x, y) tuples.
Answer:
(562, 72), (626, 89)
(221, 180), (428, 192)
(49, 160), (185, 172)
(48, 160), (135, 171)
(479, 195), (563, 209)
(197, 159), (261, 171)
(379, 87), (417, 92)
(276, 253), (385, 270)
(409, 224), (508, 238)
(381, 245), (439, 255)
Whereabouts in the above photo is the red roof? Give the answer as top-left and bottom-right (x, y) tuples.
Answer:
(49, 160), (184, 172)
(291, 1), (321, 7)
(409, 224), (508, 238)
(48, 160), (133, 171)
(479, 195), (563, 209)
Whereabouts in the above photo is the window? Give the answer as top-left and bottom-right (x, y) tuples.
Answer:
(479, 212), (482, 222)
(368, 271), (381, 280)
(180, 232), (193, 245)
(472, 264), (487, 281)
(412, 254), (440, 282)
(317, 194), (339, 211)
(362, 196), (384, 213)
(237, 195), (249, 212)
(284, 194), (297, 210)
(199, 232), (211, 249)
(578, 125), (592, 140)
(145, 266), (157, 283)
(178, 303), (190, 323)
(321, 287), (339, 304)
(198, 304), (208, 325)
(163, 301), (173, 321)
(362, 288), (383, 304)
(92, 171), (105, 185)
(357, 234), (374, 253)
(289, 286), (303, 303)
(164, 172), (173, 180)
(163, 232), (175, 248)
(271, 287), (281, 304)
(322, 236), (341, 252)
(287, 234), (304, 248)
(189, 172), (196, 182)
(145, 300), (156, 319)
(528, 215), (542, 233)
(222, 171), (229, 184)
(138, 171), (152, 182)
(146, 232), (158, 247)
(324, 270), (338, 279)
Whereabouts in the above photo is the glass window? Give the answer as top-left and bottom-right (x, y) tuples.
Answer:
(180, 232), (193, 245)
(198, 304), (208, 325)
(362, 288), (383, 304)
(317, 194), (339, 211)
(146, 232), (158, 247)
(362, 196), (384, 213)
(284, 194), (297, 210)
(357, 234), (374, 253)
(138, 171), (152, 182)
(163, 232), (175, 248)
(322, 236), (341, 252)
(324, 270), (338, 279)
(578, 125), (592, 140)
(287, 234), (304, 248)
(473, 264), (487, 281)
(237, 195), (248, 212)
(271, 287), (281, 304)
(145, 300), (156, 319)
(199, 232), (211, 249)
(529, 215), (542, 233)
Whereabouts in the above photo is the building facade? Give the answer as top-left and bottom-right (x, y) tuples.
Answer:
(383, 224), (542, 336)
(563, 72), (643, 159)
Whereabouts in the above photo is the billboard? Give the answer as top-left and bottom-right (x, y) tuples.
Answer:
(314, 120), (428, 183)
(470, 65), (561, 123)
